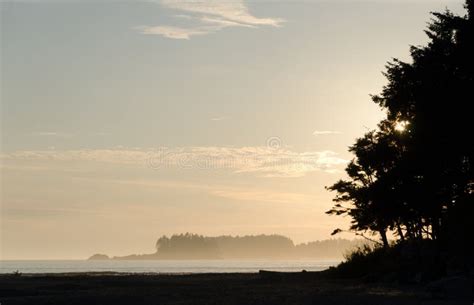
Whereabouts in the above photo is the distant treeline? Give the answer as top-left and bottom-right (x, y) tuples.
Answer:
(89, 233), (367, 260)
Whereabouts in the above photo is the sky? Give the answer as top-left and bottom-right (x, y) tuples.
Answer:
(0, 0), (466, 259)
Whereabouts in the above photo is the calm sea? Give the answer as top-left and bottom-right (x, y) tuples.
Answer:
(0, 259), (339, 274)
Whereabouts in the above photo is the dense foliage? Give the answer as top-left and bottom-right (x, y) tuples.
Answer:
(327, 0), (473, 257)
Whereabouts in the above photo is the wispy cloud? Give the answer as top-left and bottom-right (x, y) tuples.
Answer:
(29, 131), (110, 138)
(138, 25), (209, 39)
(2, 146), (347, 177)
(210, 189), (309, 204)
(30, 131), (73, 138)
(210, 116), (226, 121)
(138, 0), (284, 39)
(73, 177), (312, 204)
(312, 130), (342, 136)
(146, 147), (348, 177)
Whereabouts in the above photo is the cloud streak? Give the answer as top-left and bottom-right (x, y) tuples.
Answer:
(2, 146), (347, 177)
(210, 116), (226, 121)
(210, 189), (310, 204)
(138, 0), (284, 39)
(312, 130), (342, 136)
(30, 131), (73, 138)
(138, 25), (209, 39)
(90, 178), (311, 204)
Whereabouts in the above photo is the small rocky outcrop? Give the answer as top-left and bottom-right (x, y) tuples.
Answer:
(88, 254), (110, 260)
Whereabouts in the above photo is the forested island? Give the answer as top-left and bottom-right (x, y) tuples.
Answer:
(89, 233), (366, 260)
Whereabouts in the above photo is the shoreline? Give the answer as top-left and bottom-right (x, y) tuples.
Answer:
(1, 271), (471, 305)
(0, 259), (339, 275)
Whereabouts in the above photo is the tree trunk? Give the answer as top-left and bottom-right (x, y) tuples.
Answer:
(396, 223), (405, 242)
(379, 229), (389, 248)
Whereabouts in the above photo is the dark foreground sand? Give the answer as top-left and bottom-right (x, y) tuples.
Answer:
(0, 272), (471, 305)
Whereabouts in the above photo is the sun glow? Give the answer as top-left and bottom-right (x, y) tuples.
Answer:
(394, 120), (409, 132)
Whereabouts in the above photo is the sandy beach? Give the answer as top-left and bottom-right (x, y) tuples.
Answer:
(0, 271), (470, 305)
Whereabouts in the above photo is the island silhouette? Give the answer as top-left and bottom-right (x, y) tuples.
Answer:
(89, 233), (366, 260)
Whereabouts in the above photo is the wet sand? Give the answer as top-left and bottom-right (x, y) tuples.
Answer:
(0, 271), (470, 305)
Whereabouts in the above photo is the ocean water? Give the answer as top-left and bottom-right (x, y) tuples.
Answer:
(0, 259), (339, 274)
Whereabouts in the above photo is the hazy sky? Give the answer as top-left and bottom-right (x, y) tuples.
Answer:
(0, 0), (465, 259)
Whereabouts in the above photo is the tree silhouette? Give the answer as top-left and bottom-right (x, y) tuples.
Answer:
(327, 0), (473, 251)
